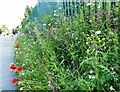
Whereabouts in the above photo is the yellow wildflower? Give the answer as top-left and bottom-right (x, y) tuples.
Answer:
(98, 39), (102, 43)
(88, 37), (92, 41)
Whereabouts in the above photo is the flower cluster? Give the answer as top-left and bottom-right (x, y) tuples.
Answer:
(10, 62), (23, 83)
(10, 45), (22, 83)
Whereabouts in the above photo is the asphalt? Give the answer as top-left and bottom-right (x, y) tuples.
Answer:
(0, 34), (17, 91)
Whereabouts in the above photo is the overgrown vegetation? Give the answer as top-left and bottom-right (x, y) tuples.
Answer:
(14, 2), (120, 91)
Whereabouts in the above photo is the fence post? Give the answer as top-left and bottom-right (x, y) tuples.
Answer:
(88, 0), (91, 20)
(63, 0), (67, 17)
(67, 0), (70, 18)
(95, 0), (98, 21)
(77, 0), (80, 15)
(74, 0), (76, 15)
(102, 0), (106, 22)
(83, 0), (85, 17)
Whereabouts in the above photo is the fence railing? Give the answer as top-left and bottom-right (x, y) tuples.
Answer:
(30, 0), (119, 28)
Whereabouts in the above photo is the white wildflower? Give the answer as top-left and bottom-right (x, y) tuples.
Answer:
(21, 72), (25, 76)
(18, 82), (21, 85)
(87, 2), (92, 6)
(20, 87), (24, 91)
(91, 75), (95, 79)
(48, 23), (51, 26)
(54, 13), (57, 16)
(110, 86), (115, 91)
(95, 30), (101, 35)
(89, 20), (92, 22)
(109, 31), (114, 35)
(59, 7), (62, 10)
(22, 64), (25, 66)
(90, 70), (94, 74)
(43, 23), (46, 26)
(54, 10), (56, 13)
(66, 28), (69, 30)
(33, 42), (36, 44)
(86, 42), (89, 45)
(89, 75), (92, 79)
(98, 4), (101, 8)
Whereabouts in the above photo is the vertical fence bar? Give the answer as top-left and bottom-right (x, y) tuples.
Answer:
(63, 0), (67, 17)
(67, 0), (70, 18)
(77, 0), (80, 14)
(88, 0), (91, 20)
(70, 0), (73, 21)
(111, 0), (114, 28)
(66, 0), (68, 17)
(95, 0), (98, 21)
(83, 0), (85, 17)
(58, 0), (63, 24)
(74, 0), (76, 14)
(102, 0), (106, 22)
(70, 0), (73, 16)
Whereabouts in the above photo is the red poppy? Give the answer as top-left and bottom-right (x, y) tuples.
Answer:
(12, 78), (18, 83)
(10, 64), (16, 70)
(16, 66), (22, 72)
(15, 45), (20, 49)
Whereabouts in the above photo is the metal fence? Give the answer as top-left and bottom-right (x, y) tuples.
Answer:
(30, 0), (119, 24)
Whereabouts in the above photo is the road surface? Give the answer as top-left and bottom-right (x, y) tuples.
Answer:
(0, 34), (17, 91)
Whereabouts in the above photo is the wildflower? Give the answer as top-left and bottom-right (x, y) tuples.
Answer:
(98, 39), (102, 43)
(33, 42), (36, 44)
(78, 41), (80, 44)
(16, 66), (22, 72)
(95, 30), (101, 35)
(89, 75), (92, 79)
(86, 42), (89, 45)
(21, 72), (25, 76)
(95, 13), (100, 18)
(12, 78), (18, 83)
(104, 46), (106, 50)
(18, 81), (21, 85)
(54, 13), (57, 16)
(75, 37), (78, 40)
(50, 85), (55, 91)
(88, 37), (92, 41)
(20, 87), (24, 91)
(71, 61), (74, 65)
(87, 2), (92, 6)
(90, 70), (94, 74)
(54, 82), (58, 85)
(54, 10), (56, 13)
(10, 63), (16, 70)
(91, 76), (95, 79)
(82, 32), (84, 35)
(48, 23), (51, 26)
(89, 75), (95, 79)
(66, 28), (69, 30)
(110, 86), (115, 91)
(43, 23), (46, 26)
(98, 4), (101, 8)
(21, 82), (25, 86)
(86, 49), (90, 54)
(48, 80), (51, 84)
(109, 31), (114, 35)
(15, 45), (20, 49)
(72, 33), (74, 38)
(59, 7), (62, 10)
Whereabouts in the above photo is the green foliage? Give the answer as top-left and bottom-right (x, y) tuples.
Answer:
(14, 3), (120, 91)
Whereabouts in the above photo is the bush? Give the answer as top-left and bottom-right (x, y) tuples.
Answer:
(14, 7), (119, 91)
